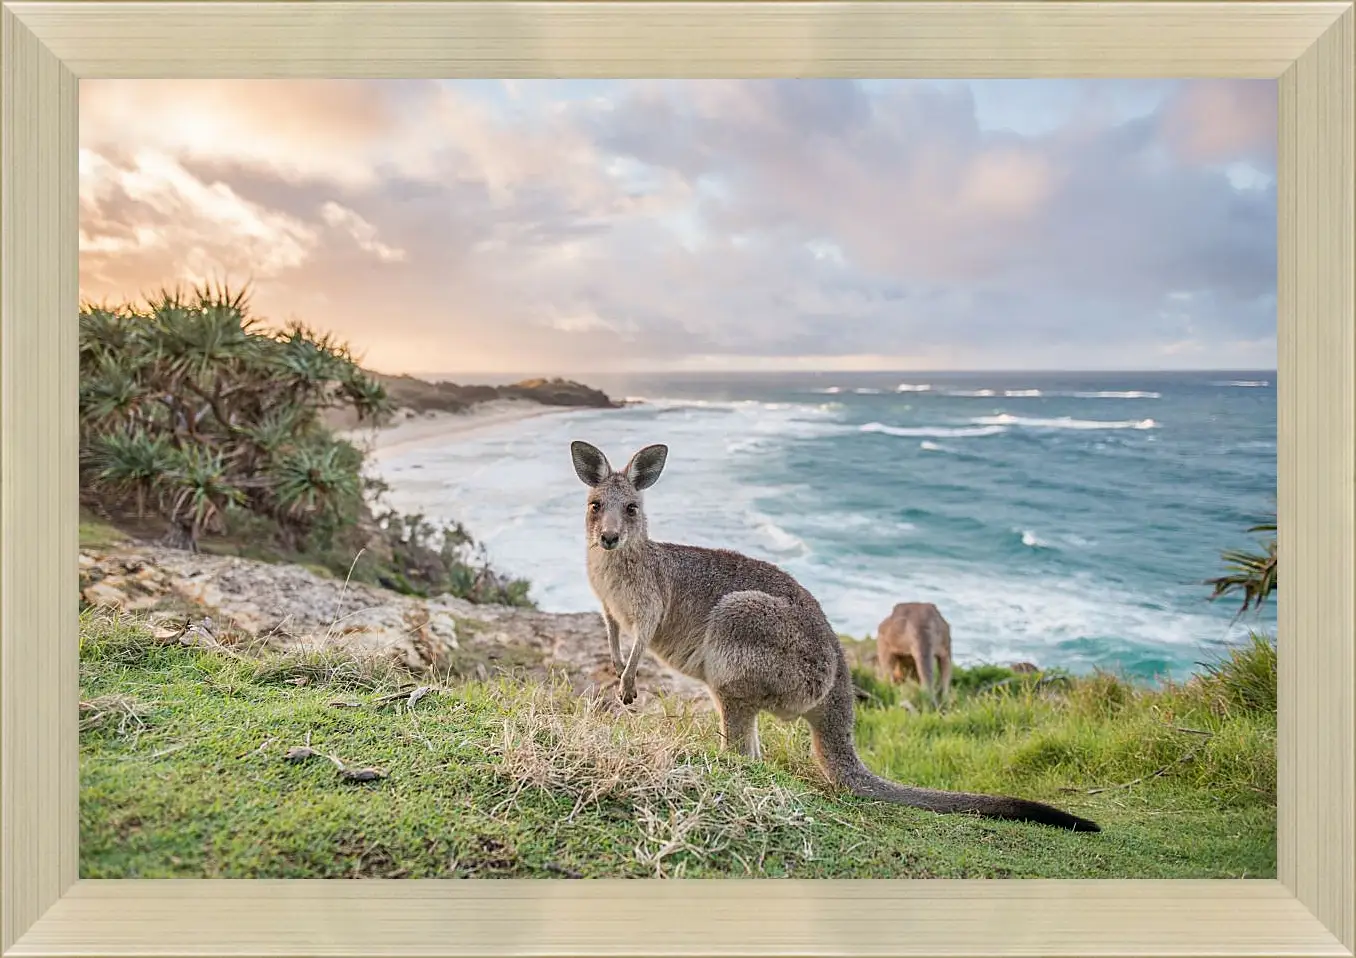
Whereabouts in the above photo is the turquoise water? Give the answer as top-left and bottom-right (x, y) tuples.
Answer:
(372, 370), (1277, 682)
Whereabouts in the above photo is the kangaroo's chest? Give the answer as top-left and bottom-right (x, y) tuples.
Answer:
(587, 552), (661, 634)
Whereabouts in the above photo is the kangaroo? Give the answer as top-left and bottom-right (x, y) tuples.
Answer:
(569, 440), (1100, 832)
(876, 602), (953, 708)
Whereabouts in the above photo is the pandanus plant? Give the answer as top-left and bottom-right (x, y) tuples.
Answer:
(79, 284), (391, 552)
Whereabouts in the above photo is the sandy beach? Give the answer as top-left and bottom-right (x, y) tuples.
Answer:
(342, 400), (575, 459)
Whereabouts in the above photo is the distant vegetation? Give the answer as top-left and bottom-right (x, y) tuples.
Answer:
(363, 372), (617, 422)
(78, 285), (534, 607)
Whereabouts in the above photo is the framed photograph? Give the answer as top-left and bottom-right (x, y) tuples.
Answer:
(2, 2), (1351, 956)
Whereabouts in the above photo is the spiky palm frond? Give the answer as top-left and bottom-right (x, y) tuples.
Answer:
(1205, 512), (1277, 617)
(265, 440), (364, 520)
(161, 444), (246, 545)
(270, 329), (350, 399)
(336, 369), (392, 422)
(78, 305), (135, 363)
(83, 428), (176, 517)
(79, 354), (155, 429)
(237, 405), (311, 459)
(143, 285), (257, 384)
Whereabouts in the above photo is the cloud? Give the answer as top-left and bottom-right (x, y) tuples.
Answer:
(78, 79), (1277, 373)
(1159, 79), (1276, 167)
(320, 202), (406, 263)
(79, 148), (319, 294)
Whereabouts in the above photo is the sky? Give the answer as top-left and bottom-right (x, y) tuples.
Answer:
(77, 79), (1278, 376)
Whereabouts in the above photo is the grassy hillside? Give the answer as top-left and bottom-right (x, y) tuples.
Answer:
(81, 611), (1276, 880)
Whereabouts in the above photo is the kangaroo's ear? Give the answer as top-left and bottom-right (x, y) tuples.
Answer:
(624, 444), (668, 491)
(570, 440), (612, 487)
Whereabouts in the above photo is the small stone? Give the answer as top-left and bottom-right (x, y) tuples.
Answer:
(339, 767), (386, 782)
(82, 581), (130, 609)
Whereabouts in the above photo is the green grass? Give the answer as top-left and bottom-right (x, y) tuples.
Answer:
(79, 510), (130, 550)
(80, 612), (1276, 879)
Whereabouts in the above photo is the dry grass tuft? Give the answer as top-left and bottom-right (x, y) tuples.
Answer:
(489, 681), (823, 876)
(249, 645), (409, 692)
(80, 694), (153, 737)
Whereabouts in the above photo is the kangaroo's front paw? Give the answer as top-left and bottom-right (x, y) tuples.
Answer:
(617, 682), (638, 706)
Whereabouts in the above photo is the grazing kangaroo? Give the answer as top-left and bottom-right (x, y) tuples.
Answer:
(569, 440), (1100, 832)
(876, 602), (953, 707)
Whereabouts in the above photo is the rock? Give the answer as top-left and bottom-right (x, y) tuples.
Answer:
(83, 579), (131, 609)
(1009, 662), (1040, 674)
(77, 544), (710, 713)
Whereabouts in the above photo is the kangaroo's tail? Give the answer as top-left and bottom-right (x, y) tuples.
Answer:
(807, 671), (1100, 833)
(833, 762), (1101, 832)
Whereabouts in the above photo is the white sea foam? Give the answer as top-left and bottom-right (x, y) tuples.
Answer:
(789, 511), (917, 539)
(1019, 529), (1049, 549)
(919, 440), (943, 451)
(860, 421), (1008, 439)
(943, 387), (1161, 400)
(852, 387), (883, 395)
(895, 383), (932, 393)
(751, 516), (810, 557)
(972, 413), (1158, 431)
(815, 386), (843, 394)
(1211, 380), (1271, 388)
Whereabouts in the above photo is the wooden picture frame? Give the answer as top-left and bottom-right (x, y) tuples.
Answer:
(2, 2), (1351, 955)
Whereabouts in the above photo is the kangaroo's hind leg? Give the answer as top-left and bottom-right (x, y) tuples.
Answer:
(717, 700), (762, 760)
(937, 650), (953, 704)
(915, 650), (938, 709)
(876, 642), (896, 682)
(703, 590), (837, 733)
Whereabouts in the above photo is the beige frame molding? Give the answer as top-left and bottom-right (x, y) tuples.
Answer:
(1, 1), (1351, 955)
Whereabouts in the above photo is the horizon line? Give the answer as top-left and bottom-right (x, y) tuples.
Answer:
(383, 366), (1279, 379)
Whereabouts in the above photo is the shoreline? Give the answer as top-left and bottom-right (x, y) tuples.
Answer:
(341, 399), (585, 459)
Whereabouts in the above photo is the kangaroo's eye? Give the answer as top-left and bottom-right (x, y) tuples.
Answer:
(625, 503), (639, 517)
(588, 501), (601, 513)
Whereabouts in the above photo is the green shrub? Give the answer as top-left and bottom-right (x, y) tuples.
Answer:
(1192, 632), (1277, 717)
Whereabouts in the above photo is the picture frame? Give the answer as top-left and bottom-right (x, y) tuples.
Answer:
(2, 2), (1351, 955)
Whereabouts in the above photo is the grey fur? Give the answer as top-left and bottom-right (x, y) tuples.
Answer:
(569, 440), (1101, 833)
(876, 602), (954, 708)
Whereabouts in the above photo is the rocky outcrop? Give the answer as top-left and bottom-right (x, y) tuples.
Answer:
(79, 546), (711, 712)
(498, 377), (616, 409)
(323, 374), (619, 431)
(376, 373), (616, 416)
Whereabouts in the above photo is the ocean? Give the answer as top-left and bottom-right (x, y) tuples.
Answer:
(370, 370), (1277, 683)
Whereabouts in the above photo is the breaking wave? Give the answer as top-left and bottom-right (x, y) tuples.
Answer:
(972, 414), (1158, 431)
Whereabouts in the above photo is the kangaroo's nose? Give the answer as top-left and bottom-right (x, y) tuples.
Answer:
(600, 532), (620, 549)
